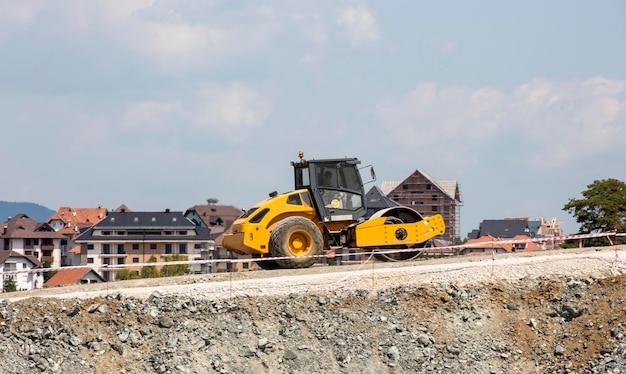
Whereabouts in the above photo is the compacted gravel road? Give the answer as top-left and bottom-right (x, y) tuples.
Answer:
(7, 245), (625, 302)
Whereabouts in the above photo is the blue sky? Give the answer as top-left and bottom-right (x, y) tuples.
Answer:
(1, 1), (625, 237)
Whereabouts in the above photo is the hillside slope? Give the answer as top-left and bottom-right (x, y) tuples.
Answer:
(0, 201), (55, 222)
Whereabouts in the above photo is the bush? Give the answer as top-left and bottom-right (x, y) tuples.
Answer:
(140, 255), (160, 278)
(3, 276), (17, 292)
(115, 269), (138, 281)
(160, 254), (190, 277)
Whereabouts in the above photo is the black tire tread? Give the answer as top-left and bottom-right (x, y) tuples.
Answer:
(270, 216), (323, 269)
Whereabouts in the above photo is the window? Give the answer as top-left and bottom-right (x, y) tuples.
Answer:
(117, 244), (125, 254)
(165, 244), (172, 254)
(116, 231), (125, 236)
(132, 244), (139, 250)
(150, 244), (157, 250)
(426, 184), (432, 190)
(402, 184), (409, 190)
(194, 243), (201, 249)
(103, 258), (110, 265)
(132, 257), (139, 263)
(432, 195), (438, 201)
(87, 244), (94, 250)
(431, 206), (438, 212)
(103, 244), (110, 254)
(178, 231), (188, 235)
(117, 258), (125, 265)
(87, 258), (94, 264)
(179, 244), (187, 254)
(249, 209), (269, 223)
(164, 231), (173, 235)
(286, 193), (303, 206)
(243, 262), (249, 269)
(102, 231), (111, 235)
(43, 250), (52, 257)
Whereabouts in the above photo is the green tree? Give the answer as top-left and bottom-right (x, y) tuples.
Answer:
(563, 178), (626, 245)
(42, 260), (56, 282)
(3, 276), (17, 292)
(140, 255), (160, 278)
(160, 254), (190, 277)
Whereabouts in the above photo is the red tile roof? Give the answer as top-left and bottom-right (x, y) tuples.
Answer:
(47, 206), (108, 235)
(465, 234), (512, 251)
(43, 268), (103, 287)
(465, 234), (542, 253)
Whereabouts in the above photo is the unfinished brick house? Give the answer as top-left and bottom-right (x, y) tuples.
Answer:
(381, 170), (462, 243)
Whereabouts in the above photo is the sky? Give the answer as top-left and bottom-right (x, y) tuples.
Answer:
(1, 1), (625, 238)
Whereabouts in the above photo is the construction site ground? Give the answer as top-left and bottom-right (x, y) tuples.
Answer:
(2, 245), (626, 373)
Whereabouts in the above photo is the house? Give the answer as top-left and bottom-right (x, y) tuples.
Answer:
(74, 209), (213, 281)
(43, 267), (106, 288)
(184, 199), (243, 239)
(467, 217), (564, 249)
(67, 245), (82, 266)
(381, 170), (462, 243)
(1, 214), (67, 268)
(0, 250), (43, 291)
(46, 206), (108, 235)
(364, 186), (401, 218)
(46, 206), (108, 266)
(467, 218), (533, 240)
(461, 234), (542, 255)
(185, 199), (255, 273)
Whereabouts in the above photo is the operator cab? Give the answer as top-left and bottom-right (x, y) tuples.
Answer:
(292, 152), (367, 222)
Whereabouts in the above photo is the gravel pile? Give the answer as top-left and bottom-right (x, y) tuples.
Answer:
(2, 246), (626, 373)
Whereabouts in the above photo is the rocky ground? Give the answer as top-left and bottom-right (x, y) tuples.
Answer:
(3, 246), (626, 373)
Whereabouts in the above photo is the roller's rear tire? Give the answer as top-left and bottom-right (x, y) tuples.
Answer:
(270, 216), (323, 269)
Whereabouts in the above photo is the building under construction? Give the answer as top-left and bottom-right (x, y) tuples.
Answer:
(381, 170), (462, 243)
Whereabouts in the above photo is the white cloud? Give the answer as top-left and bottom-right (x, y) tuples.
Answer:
(374, 76), (626, 170)
(120, 101), (183, 131)
(193, 84), (271, 129)
(0, 1), (45, 39)
(336, 6), (380, 46)
(426, 38), (458, 56)
(119, 84), (271, 144)
(583, 75), (626, 96)
(1, 1), (283, 74)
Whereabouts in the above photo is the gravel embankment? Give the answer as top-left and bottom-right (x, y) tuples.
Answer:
(2, 246), (626, 373)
